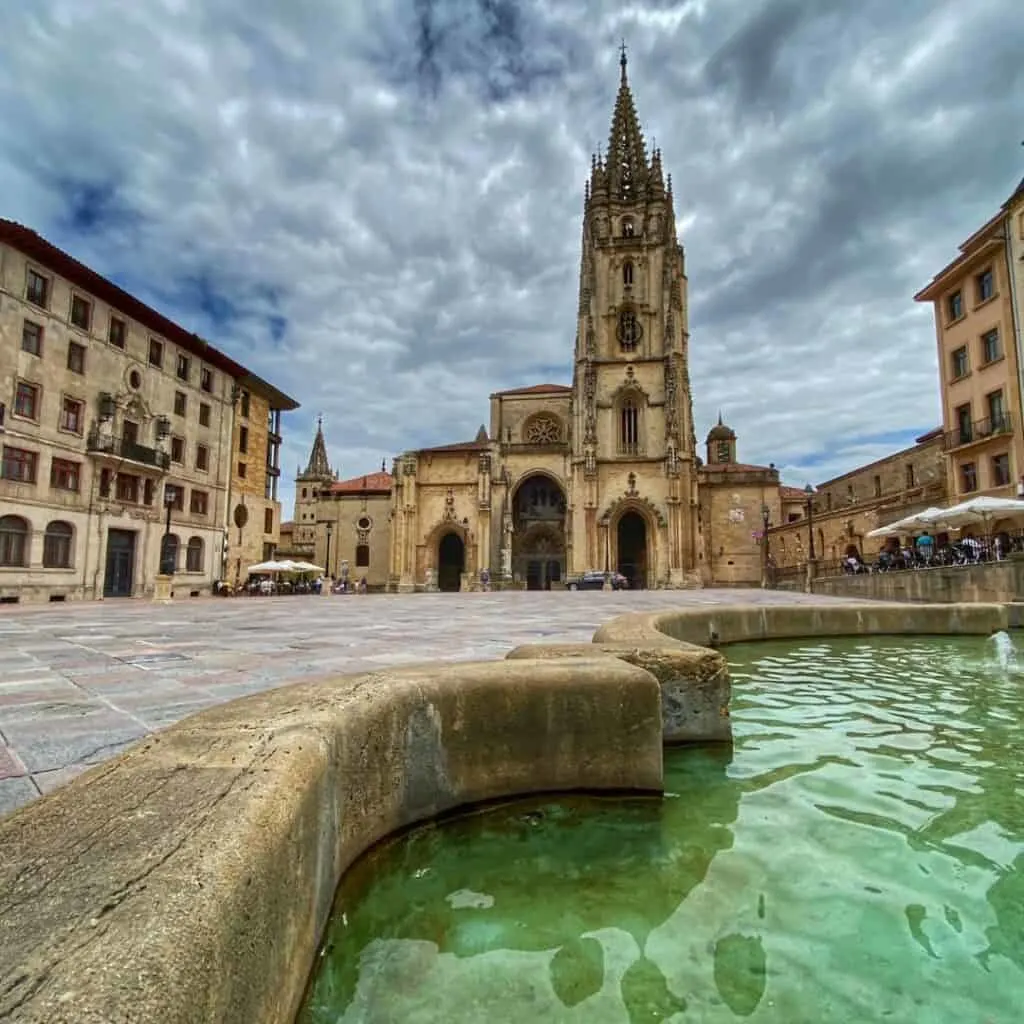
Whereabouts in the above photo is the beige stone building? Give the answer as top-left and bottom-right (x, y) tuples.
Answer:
(915, 181), (1023, 504)
(767, 429), (948, 571)
(0, 220), (298, 602)
(286, 56), (800, 591)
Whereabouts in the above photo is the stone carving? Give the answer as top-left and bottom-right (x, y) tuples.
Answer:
(626, 472), (638, 496)
(524, 415), (562, 445)
(443, 489), (456, 520)
(585, 447), (596, 476)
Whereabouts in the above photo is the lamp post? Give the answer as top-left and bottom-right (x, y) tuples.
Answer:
(760, 502), (771, 588)
(161, 485), (176, 576)
(804, 484), (816, 560)
(325, 521), (333, 580)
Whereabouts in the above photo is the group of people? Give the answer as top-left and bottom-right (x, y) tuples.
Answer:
(843, 530), (1016, 574)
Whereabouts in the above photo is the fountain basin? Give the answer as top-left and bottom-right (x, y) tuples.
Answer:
(0, 601), (1008, 1022)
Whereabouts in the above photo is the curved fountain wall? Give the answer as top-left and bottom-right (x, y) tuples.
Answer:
(0, 601), (1007, 1023)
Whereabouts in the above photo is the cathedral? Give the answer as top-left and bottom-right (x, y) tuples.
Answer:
(280, 52), (800, 591)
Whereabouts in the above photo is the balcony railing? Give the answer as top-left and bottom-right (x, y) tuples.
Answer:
(87, 429), (170, 470)
(942, 413), (1014, 451)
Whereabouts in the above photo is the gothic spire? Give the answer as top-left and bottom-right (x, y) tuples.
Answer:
(606, 42), (649, 201)
(302, 415), (332, 479)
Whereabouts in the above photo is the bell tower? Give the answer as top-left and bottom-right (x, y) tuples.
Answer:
(569, 45), (700, 586)
(293, 417), (335, 551)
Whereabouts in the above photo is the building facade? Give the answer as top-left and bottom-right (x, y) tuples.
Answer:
(0, 221), (298, 602)
(915, 183), (1024, 505)
(767, 430), (948, 571)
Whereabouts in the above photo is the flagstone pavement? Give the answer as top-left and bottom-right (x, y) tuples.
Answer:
(0, 588), (857, 817)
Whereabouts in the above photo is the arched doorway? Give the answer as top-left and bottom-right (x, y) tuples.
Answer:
(617, 511), (647, 589)
(437, 532), (465, 592)
(512, 474), (567, 590)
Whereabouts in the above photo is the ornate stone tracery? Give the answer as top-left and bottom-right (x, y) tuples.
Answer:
(523, 415), (563, 446)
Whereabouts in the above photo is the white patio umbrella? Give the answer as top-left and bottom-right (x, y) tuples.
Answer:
(247, 559), (290, 573)
(936, 496), (1024, 531)
(866, 507), (949, 539)
(289, 560), (325, 573)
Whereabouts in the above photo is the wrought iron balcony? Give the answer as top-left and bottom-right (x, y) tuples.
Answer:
(87, 429), (170, 470)
(942, 413), (1014, 451)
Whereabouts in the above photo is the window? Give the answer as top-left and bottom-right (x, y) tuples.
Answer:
(200, 367), (213, 393)
(960, 462), (977, 493)
(237, 461), (247, 479)
(524, 415), (562, 445)
(976, 267), (994, 304)
(21, 321), (43, 356)
(185, 536), (204, 572)
(619, 396), (640, 455)
(170, 436), (185, 463)
(99, 468), (112, 498)
(67, 341), (86, 374)
(987, 390), (1007, 430)
(950, 346), (968, 379)
(992, 453), (1011, 487)
(981, 329), (1001, 364)
(2, 446), (38, 483)
(240, 391), (250, 418)
(873, 475), (881, 497)
(43, 521), (73, 568)
(238, 425), (249, 453)
(264, 507), (274, 533)
(905, 464), (915, 489)
(196, 444), (209, 471)
(0, 515), (30, 566)
(356, 543), (370, 567)
(947, 290), (963, 321)
(199, 402), (211, 427)
(166, 483), (184, 511)
(70, 295), (92, 331)
(59, 396), (84, 434)
(190, 489), (208, 515)
(50, 458), (80, 491)
(115, 474), (140, 503)
(162, 534), (180, 572)
(109, 316), (126, 349)
(174, 391), (187, 416)
(955, 403), (972, 444)
(623, 261), (633, 286)
(143, 478), (155, 506)
(14, 381), (40, 420)
(26, 269), (49, 308)
(621, 218), (635, 238)
(176, 353), (190, 381)
(148, 338), (163, 367)
(123, 420), (139, 445)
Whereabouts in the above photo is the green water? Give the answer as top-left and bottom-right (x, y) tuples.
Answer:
(298, 636), (1024, 1023)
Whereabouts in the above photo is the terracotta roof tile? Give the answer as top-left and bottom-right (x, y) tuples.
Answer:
(327, 471), (393, 494)
(701, 462), (777, 474)
(491, 383), (572, 397)
(418, 438), (490, 454)
(779, 486), (808, 499)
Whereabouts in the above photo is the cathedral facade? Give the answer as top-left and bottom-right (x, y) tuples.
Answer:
(283, 54), (790, 591)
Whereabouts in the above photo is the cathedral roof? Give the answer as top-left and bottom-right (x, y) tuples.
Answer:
(299, 416), (333, 479)
(327, 471), (392, 495)
(491, 383), (571, 397)
(702, 462), (778, 476)
(779, 485), (809, 500)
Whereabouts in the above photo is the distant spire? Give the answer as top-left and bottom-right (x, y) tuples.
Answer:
(619, 38), (628, 79)
(381, 458), (386, 472)
(717, 411), (724, 425)
(302, 416), (332, 479)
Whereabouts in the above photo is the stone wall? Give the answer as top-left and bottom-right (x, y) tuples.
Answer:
(811, 559), (1024, 604)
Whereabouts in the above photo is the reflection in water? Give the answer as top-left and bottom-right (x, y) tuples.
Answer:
(299, 636), (1024, 1023)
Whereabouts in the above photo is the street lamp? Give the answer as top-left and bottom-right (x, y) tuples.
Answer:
(760, 502), (771, 587)
(161, 485), (176, 576)
(325, 521), (333, 579)
(804, 484), (816, 560)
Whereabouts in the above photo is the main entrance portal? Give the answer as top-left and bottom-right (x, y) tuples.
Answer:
(617, 511), (647, 589)
(103, 529), (136, 598)
(512, 474), (566, 590)
(437, 532), (465, 592)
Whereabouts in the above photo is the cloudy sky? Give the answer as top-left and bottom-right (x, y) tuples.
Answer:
(2, 0), (1023, 514)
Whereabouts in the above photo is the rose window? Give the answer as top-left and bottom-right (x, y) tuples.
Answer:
(524, 416), (561, 445)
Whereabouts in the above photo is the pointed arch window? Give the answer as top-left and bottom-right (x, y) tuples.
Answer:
(619, 395), (641, 456)
(623, 261), (633, 287)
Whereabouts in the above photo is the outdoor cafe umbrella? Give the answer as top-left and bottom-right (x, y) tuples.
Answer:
(288, 560), (325, 573)
(866, 507), (949, 539)
(247, 559), (291, 573)
(934, 496), (1024, 532)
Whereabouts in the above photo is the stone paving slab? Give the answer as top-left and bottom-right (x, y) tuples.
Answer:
(0, 587), (857, 816)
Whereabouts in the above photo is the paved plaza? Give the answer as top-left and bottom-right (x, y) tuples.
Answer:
(0, 588), (854, 816)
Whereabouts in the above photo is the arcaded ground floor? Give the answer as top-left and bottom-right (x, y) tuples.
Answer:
(0, 588), (860, 817)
